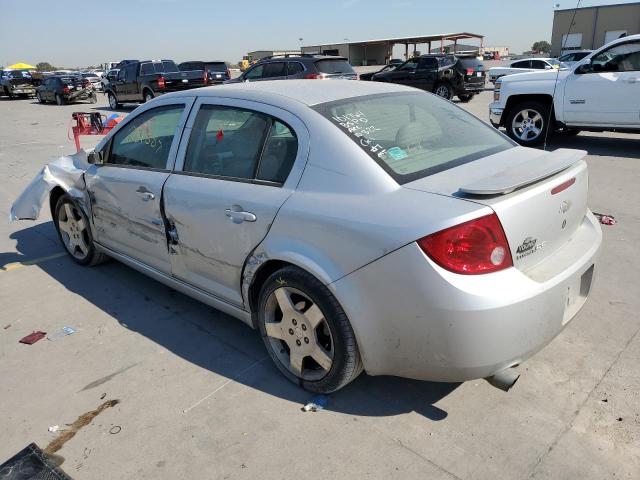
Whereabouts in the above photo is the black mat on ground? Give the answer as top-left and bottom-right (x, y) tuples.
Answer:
(0, 443), (72, 480)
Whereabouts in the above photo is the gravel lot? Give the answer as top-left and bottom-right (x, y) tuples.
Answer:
(1, 87), (639, 480)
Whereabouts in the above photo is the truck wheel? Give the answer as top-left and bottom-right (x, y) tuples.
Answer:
(55, 94), (65, 106)
(434, 82), (453, 100)
(5, 87), (14, 100)
(505, 101), (550, 146)
(143, 90), (154, 103)
(107, 92), (121, 110)
(36, 92), (45, 104)
(257, 266), (363, 393)
(458, 94), (474, 103)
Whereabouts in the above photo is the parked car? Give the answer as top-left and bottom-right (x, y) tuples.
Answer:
(488, 58), (566, 83)
(225, 54), (357, 83)
(558, 50), (593, 66)
(359, 64), (396, 81)
(370, 54), (486, 101)
(490, 34), (640, 145)
(12, 80), (601, 393)
(104, 60), (205, 109)
(0, 69), (37, 99)
(179, 61), (230, 84)
(81, 72), (102, 91)
(36, 75), (97, 105)
(101, 69), (119, 89)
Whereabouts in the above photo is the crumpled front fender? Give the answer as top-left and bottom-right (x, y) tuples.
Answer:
(10, 150), (92, 221)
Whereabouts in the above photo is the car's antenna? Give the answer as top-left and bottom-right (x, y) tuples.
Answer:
(544, 0), (582, 151)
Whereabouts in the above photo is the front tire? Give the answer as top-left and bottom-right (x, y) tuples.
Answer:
(36, 91), (45, 103)
(107, 92), (120, 110)
(458, 94), (474, 103)
(434, 82), (453, 100)
(53, 194), (107, 266)
(257, 266), (363, 393)
(55, 94), (64, 106)
(505, 101), (551, 146)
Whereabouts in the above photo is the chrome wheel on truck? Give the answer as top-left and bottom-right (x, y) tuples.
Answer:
(505, 101), (550, 146)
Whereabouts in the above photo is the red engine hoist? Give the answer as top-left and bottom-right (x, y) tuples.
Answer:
(69, 112), (123, 152)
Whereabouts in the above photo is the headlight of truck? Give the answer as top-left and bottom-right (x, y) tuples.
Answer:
(493, 80), (501, 102)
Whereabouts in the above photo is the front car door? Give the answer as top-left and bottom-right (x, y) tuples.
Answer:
(242, 64), (264, 82)
(85, 97), (195, 273)
(163, 97), (308, 306)
(563, 39), (640, 126)
(414, 57), (439, 90)
(383, 59), (418, 86)
(259, 61), (286, 81)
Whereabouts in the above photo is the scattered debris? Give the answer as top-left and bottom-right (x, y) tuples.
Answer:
(617, 417), (623, 422)
(3, 324), (11, 330)
(100, 393), (106, 400)
(109, 425), (122, 435)
(19, 331), (47, 345)
(47, 326), (76, 341)
(45, 400), (120, 454)
(593, 212), (617, 225)
(601, 398), (608, 403)
(48, 425), (60, 433)
(302, 395), (329, 412)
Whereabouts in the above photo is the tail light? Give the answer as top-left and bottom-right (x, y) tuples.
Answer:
(417, 213), (513, 275)
(158, 76), (166, 89)
(63, 85), (70, 93)
(204, 70), (209, 84)
(466, 68), (475, 75)
(304, 73), (327, 79)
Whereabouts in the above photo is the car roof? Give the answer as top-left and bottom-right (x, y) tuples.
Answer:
(259, 55), (347, 62)
(162, 79), (412, 107)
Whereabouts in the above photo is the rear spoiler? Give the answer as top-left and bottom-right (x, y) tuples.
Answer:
(459, 148), (586, 195)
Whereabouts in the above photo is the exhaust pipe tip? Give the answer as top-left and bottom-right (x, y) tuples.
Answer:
(485, 367), (520, 392)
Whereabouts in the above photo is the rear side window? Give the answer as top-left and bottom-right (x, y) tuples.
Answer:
(531, 60), (548, 69)
(417, 57), (438, 70)
(511, 60), (530, 68)
(184, 105), (297, 184)
(262, 62), (285, 78)
(314, 59), (355, 74)
(140, 63), (154, 75)
(287, 62), (305, 75)
(109, 105), (184, 169)
(457, 57), (484, 70)
(313, 92), (513, 184)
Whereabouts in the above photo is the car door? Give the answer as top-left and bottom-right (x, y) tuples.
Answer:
(123, 63), (139, 100)
(242, 64), (264, 82)
(383, 59), (418, 86)
(260, 61), (286, 81)
(509, 60), (531, 74)
(114, 68), (128, 100)
(163, 98), (308, 306)
(413, 57), (439, 90)
(85, 97), (195, 273)
(563, 40), (640, 126)
(41, 78), (52, 100)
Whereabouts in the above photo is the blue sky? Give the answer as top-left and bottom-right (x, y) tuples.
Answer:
(0, 0), (637, 67)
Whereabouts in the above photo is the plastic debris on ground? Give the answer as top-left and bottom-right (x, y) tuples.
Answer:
(47, 326), (76, 341)
(302, 395), (329, 412)
(48, 425), (60, 433)
(19, 331), (47, 345)
(593, 212), (617, 225)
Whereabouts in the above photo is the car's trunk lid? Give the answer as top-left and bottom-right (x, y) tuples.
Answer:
(403, 147), (589, 272)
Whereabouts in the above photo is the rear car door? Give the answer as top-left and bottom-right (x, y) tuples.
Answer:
(563, 40), (640, 126)
(286, 61), (305, 79)
(85, 97), (195, 273)
(163, 98), (308, 306)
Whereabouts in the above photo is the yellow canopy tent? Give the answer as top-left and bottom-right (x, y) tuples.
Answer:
(6, 63), (36, 69)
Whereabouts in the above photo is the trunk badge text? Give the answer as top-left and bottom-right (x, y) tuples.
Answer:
(516, 237), (545, 260)
(560, 200), (572, 214)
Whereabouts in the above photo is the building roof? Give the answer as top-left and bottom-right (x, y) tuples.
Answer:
(554, 1), (640, 12)
(304, 32), (484, 47)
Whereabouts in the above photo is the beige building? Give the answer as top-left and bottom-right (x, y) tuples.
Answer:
(551, 2), (640, 56)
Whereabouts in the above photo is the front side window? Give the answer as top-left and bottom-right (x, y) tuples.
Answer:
(531, 60), (548, 69)
(399, 60), (418, 71)
(313, 92), (514, 184)
(244, 64), (264, 80)
(262, 62), (285, 78)
(184, 106), (298, 184)
(512, 61), (530, 68)
(591, 41), (640, 72)
(108, 105), (184, 169)
(417, 57), (438, 70)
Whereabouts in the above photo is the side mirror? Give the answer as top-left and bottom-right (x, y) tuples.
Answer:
(545, 65), (552, 70)
(575, 59), (592, 74)
(87, 150), (103, 165)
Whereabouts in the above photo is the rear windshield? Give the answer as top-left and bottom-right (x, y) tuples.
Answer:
(314, 59), (355, 74)
(205, 62), (227, 72)
(457, 57), (484, 70)
(313, 92), (514, 184)
(151, 61), (179, 73)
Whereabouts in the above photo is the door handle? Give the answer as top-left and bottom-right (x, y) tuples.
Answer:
(136, 186), (155, 201)
(225, 205), (256, 223)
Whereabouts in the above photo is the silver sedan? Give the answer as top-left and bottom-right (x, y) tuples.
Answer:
(11, 80), (602, 393)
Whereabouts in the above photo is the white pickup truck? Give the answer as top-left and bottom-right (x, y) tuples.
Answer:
(490, 34), (640, 146)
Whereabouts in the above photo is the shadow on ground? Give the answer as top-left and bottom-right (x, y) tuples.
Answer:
(6, 221), (457, 420)
(547, 133), (640, 159)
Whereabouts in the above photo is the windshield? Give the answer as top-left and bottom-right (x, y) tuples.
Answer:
(313, 92), (514, 184)
(315, 59), (355, 74)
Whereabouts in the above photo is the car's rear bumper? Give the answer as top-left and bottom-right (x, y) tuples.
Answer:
(330, 211), (602, 382)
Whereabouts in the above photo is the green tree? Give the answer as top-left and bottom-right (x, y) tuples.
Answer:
(35, 62), (56, 72)
(532, 41), (551, 54)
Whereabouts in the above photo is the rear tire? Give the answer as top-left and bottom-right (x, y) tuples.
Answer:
(505, 101), (551, 146)
(257, 266), (363, 393)
(36, 91), (45, 104)
(434, 82), (453, 100)
(53, 194), (108, 267)
(143, 90), (154, 103)
(458, 94), (474, 103)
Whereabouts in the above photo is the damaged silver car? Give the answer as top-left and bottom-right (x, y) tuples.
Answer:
(11, 81), (602, 393)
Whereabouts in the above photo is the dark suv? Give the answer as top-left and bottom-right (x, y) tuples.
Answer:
(225, 54), (357, 83)
(371, 54), (486, 102)
(179, 61), (230, 84)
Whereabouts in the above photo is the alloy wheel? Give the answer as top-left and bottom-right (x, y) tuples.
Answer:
(57, 202), (90, 260)
(511, 109), (544, 142)
(435, 84), (451, 99)
(108, 94), (117, 109)
(263, 286), (334, 381)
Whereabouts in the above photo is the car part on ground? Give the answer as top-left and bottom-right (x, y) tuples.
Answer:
(11, 81), (602, 393)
